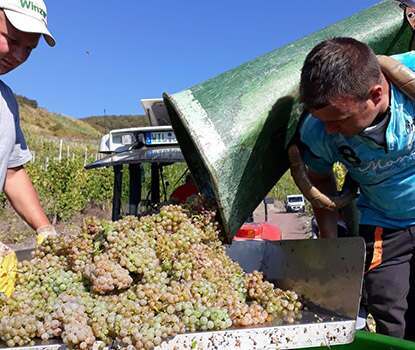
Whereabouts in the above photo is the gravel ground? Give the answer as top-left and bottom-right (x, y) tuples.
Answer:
(0, 203), (111, 246)
(253, 201), (312, 240)
(1, 200), (313, 245)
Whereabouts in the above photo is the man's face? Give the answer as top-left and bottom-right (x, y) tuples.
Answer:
(0, 11), (40, 74)
(310, 96), (379, 137)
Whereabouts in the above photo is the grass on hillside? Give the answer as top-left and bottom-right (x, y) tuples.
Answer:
(20, 103), (101, 140)
(82, 115), (150, 134)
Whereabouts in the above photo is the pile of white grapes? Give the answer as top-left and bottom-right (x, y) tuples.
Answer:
(0, 205), (302, 350)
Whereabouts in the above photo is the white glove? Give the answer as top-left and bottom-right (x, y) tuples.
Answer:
(36, 225), (58, 245)
(0, 241), (12, 257)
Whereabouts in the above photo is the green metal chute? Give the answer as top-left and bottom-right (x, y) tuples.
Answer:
(163, 1), (412, 242)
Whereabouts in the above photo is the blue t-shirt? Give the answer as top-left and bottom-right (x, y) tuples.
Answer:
(300, 51), (415, 229)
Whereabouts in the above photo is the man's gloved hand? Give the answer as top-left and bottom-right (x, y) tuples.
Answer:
(36, 225), (58, 245)
(0, 242), (17, 297)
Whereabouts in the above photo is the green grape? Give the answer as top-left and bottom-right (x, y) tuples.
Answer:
(0, 204), (303, 350)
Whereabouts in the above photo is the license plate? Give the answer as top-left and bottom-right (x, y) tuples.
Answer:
(145, 131), (177, 145)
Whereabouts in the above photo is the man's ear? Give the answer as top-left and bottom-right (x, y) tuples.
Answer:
(368, 85), (383, 106)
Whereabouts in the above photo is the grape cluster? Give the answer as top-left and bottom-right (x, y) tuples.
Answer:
(51, 295), (95, 349)
(177, 302), (232, 332)
(83, 255), (133, 294)
(0, 204), (303, 350)
(245, 271), (302, 323)
(102, 217), (161, 284)
(0, 314), (38, 347)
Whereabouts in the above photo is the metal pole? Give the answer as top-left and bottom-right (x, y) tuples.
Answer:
(150, 163), (160, 205)
(246, 213), (254, 223)
(160, 165), (168, 201)
(112, 165), (123, 221)
(128, 164), (142, 216)
(264, 199), (268, 222)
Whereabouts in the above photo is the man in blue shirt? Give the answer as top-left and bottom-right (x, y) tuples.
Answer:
(299, 37), (415, 339)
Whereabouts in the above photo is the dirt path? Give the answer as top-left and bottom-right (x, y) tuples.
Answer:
(253, 201), (311, 240)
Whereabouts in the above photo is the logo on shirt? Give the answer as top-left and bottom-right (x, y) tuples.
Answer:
(338, 146), (361, 166)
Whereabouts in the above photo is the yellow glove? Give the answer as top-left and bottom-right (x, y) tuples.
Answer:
(36, 225), (58, 245)
(0, 242), (17, 298)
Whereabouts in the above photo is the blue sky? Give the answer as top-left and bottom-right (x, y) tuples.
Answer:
(5, 0), (380, 118)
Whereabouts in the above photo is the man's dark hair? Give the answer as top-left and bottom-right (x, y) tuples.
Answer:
(300, 37), (381, 109)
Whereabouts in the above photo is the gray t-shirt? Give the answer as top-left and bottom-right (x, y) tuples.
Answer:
(0, 80), (32, 191)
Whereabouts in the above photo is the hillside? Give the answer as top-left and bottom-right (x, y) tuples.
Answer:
(82, 115), (150, 133)
(17, 95), (152, 140)
(17, 95), (101, 140)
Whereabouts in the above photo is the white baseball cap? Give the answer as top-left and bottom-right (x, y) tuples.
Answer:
(0, 0), (55, 46)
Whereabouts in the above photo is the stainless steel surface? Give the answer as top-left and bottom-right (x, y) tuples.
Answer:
(141, 99), (172, 127)
(8, 238), (365, 349)
(1, 319), (356, 350)
(0, 341), (63, 350)
(158, 320), (356, 349)
(227, 238), (365, 319)
(263, 238), (365, 319)
(14, 247), (35, 261)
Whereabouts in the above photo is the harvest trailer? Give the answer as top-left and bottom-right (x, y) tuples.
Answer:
(9, 237), (365, 349)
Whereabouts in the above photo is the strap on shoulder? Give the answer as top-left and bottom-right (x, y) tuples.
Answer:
(378, 55), (415, 101)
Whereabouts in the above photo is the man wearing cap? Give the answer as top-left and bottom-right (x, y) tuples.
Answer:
(0, 0), (56, 259)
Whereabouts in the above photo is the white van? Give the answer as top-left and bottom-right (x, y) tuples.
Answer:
(285, 194), (305, 213)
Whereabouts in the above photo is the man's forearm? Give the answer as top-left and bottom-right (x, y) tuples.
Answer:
(4, 166), (50, 230)
(308, 169), (338, 238)
(313, 207), (338, 238)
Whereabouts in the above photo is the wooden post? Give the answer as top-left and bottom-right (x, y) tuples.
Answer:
(58, 139), (63, 162)
(84, 148), (88, 166)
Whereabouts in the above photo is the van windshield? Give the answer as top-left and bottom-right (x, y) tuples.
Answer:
(288, 196), (303, 203)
